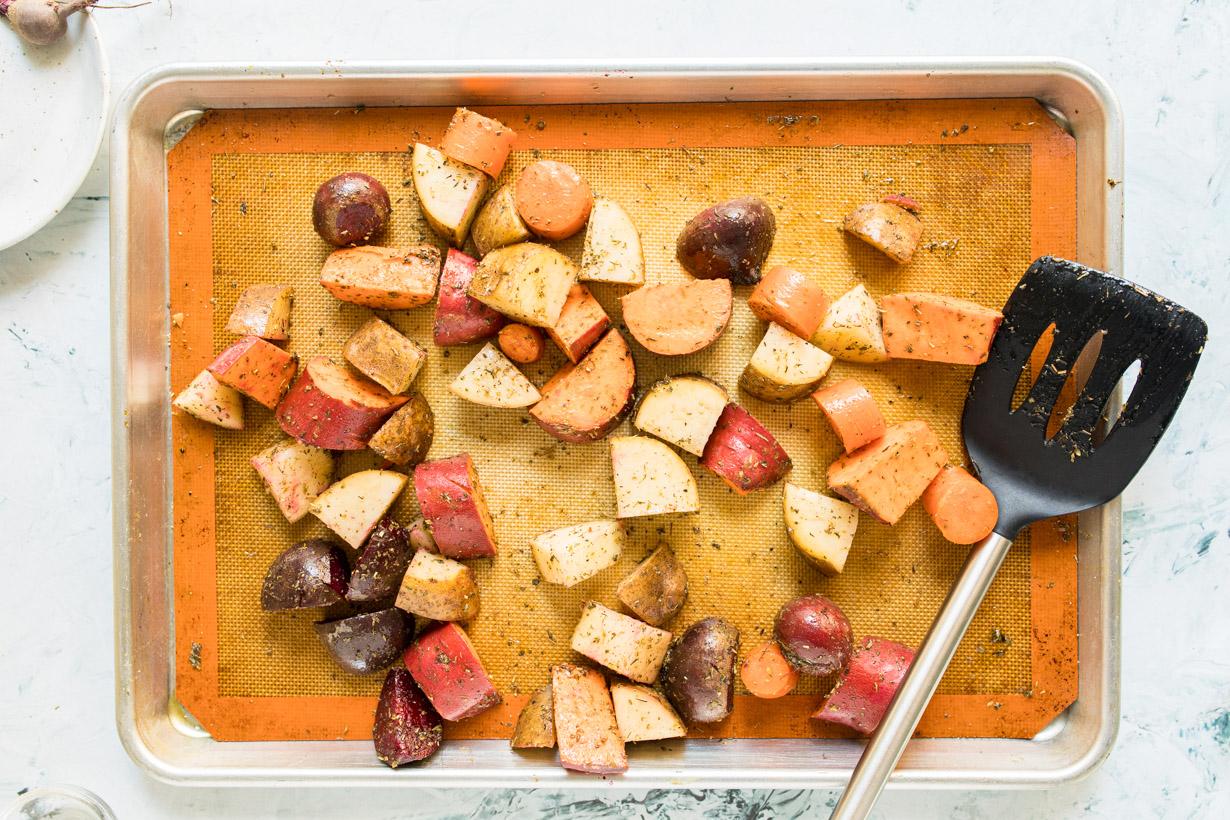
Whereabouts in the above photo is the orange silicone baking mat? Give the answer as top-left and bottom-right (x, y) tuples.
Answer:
(168, 99), (1077, 742)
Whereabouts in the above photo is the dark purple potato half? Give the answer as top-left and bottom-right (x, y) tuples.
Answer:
(675, 196), (776, 285)
(347, 518), (414, 605)
(315, 608), (413, 674)
(312, 172), (391, 247)
(373, 667), (443, 767)
(260, 539), (349, 611)
(660, 616), (740, 724)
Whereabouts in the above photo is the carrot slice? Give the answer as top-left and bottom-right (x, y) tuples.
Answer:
(439, 108), (517, 177)
(747, 265), (831, 339)
(812, 378), (887, 454)
(740, 641), (800, 699)
(497, 323), (545, 364)
(515, 160), (593, 241)
(921, 465), (999, 545)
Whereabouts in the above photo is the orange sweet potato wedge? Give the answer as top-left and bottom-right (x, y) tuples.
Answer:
(922, 464), (1000, 545)
(208, 335), (298, 409)
(320, 245), (441, 309)
(827, 419), (948, 525)
(530, 329), (636, 443)
(621, 279), (732, 356)
(880, 292), (1003, 365)
(552, 664), (627, 774)
(547, 284), (611, 363)
(812, 378), (887, 454)
(747, 265), (831, 339)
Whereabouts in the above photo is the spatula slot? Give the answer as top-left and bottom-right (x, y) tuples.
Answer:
(1010, 322), (1056, 412)
(1092, 359), (1141, 446)
(1045, 330), (1105, 439)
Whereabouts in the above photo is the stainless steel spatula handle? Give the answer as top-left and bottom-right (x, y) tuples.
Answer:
(831, 531), (1016, 819)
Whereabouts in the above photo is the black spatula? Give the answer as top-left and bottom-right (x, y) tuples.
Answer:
(832, 257), (1207, 818)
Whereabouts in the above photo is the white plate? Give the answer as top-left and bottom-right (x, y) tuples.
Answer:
(0, 10), (108, 250)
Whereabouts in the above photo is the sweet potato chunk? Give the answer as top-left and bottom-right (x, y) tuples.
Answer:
(881, 292), (1004, 365)
(510, 685), (555, 749)
(207, 335), (298, 409)
(413, 454), (498, 559)
(440, 107), (517, 177)
(433, 248), (505, 346)
(552, 664), (627, 774)
(530, 329), (636, 444)
(320, 245), (441, 309)
(812, 378), (887, 454)
(701, 403), (792, 494)
(276, 356), (408, 450)
(827, 419), (948, 525)
(225, 283), (292, 340)
(403, 623), (500, 721)
(570, 601), (673, 684)
(621, 278), (732, 356)
(547, 284), (610, 363)
(344, 317), (427, 394)
(843, 201), (923, 263)
(747, 266), (830, 339)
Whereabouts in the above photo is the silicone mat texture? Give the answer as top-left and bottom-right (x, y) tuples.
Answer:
(168, 99), (1078, 742)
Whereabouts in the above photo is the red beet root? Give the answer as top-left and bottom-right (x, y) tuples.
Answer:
(312, 172), (391, 247)
(373, 668), (443, 767)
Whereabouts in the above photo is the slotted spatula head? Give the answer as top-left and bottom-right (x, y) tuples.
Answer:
(963, 256), (1207, 536)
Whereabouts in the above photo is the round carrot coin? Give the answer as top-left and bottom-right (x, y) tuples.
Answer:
(740, 640), (800, 699)
(515, 160), (593, 240)
(498, 323), (545, 364)
(921, 465), (999, 545)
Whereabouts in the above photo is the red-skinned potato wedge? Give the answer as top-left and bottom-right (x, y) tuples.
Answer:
(394, 550), (480, 622)
(740, 640), (800, 699)
(511, 684), (555, 749)
(468, 242), (578, 329)
(747, 266), (831, 339)
(497, 324), (545, 365)
(208, 335), (297, 409)
(701, 403), (792, 495)
(368, 393), (434, 467)
(403, 623), (500, 721)
(344, 317), (427, 395)
(413, 454), (498, 559)
(373, 667), (443, 768)
(310, 469), (408, 548)
(812, 637), (915, 735)
(827, 419), (948, 525)
(610, 681), (686, 742)
(774, 594), (854, 676)
(320, 245), (441, 309)
(440, 108), (517, 177)
(173, 370), (244, 430)
(530, 329), (636, 444)
(515, 160), (593, 241)
(552, 663), (627, 774)
(922, 465), (999, 544)
(277, 356), (408, 450)
(621, 278), (732, 356)
(881, 292), (1004, 365)
(842, 201), (923, 263)
(812, 378), (887, 454)
(433, 249), (505, 346)
(250, 438), (334, 523)
(547, 284), (610, 363)
(225, 283), (292, 340)
(570, 601), (673, 684)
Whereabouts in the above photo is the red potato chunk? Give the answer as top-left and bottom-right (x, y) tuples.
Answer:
(276, 356), (408, 450)
(552, 664), (627, 774)
(547, 284), (610, 363)
(701, 403), (792, 494)
(403, 623), (500, 721)
(774, 594), (854, 676)
(812, 637), (915, 735)
(413, 454), (498, 559)
(880, 292), (1004, 365)
(827, 419), (948, 525)
(319, 245), (442, 309)
(207, 335), (298, 410)
(373, 668), (443, 767)
(249, 438), (335, 523)
(433, 249), (505, 347)
(530, 329), (636, 444)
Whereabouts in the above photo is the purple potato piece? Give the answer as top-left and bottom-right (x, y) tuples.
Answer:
(312, 172), (391, 247)
(315, 608), (413, 674)
(374, 667), (444, 767)
(260, 539), (349, 611)
(676, 196), (776, 285)
(773, 594), (853, 676)
(661, 616), (740, 724)
(347, 518), (414, 604)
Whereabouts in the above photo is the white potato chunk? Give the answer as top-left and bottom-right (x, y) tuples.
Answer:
(449, 342), (542, 408)
(610, 436), (700, 518)
(250, 438), (335, 523)
(740, 322), (835, 402)
(531, 520), (624, 587)
(471, 184), (531, 256)
(172, 369), (244, 430)
(610, 681), (686, 742)
(811, 283), (889, 363)
(570, 601), (672, 684)
(309, 469), (407, 548)
(468, 242), (578, 328)
(783, 481), (859, 576)
(633, 375), (728, 456)
(412, 142), (489, 247)
(579, 198), (645, 286)
(394, 550), (480, 622)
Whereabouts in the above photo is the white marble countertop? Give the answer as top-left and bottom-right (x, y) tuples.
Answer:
(1, 1), (1227, 817)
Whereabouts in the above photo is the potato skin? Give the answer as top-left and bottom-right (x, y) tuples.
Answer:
(313, 172), (391, 247)
(315, 608), (413, 674)
(661, 617), (740, 724)
(373, 668), (443, 767)
(615, 543), (688, 627)
(511, 684), (556, 749)
(368, 393), (434, 467)
(773, 594), (853, 676)
(676, 197), (776, 285)
(346, 517), (414, 604)
(261, 539), (349, 611)
(701, 403), (793, 494)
